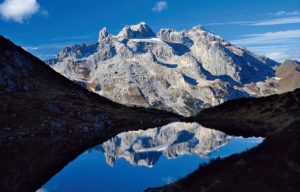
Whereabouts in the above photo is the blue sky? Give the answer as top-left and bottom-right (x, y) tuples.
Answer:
(0, 0), (299, 61)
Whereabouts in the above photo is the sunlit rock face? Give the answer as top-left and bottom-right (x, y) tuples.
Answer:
(46, 22), (279, 116)
(100, 122), (231, 167)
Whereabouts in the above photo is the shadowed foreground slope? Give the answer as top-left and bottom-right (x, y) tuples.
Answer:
(147, 121), (300, 192)
(189, 89), (300, 137)
(0, 36), (180, 192)
(0, 35), (181, 144)
(148, 89), (300, 192)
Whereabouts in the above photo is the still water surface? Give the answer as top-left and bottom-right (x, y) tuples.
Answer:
(40, 122), (263, 192)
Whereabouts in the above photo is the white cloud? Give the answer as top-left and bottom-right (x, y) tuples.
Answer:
(23, 42), (74, 51)
(266, 48), (300, 62)
(247, 45), (300, 62)
(250, 16), (300, 26)
(209, 13), (300, 26)
(274, 10), (300, 16)
(22, 35), (94, 59)
(152, 1), (168, 12)
(50, 35), (93, 41)
(266, 52), (290, 61)
(231, 30), (300, 62)
(208, 21), (252, 26)
(23, 46), (39, 50)
(231, 30), (300, 45)
(0, 0), (40, 23)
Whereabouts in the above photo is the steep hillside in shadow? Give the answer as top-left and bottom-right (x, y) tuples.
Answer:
(147, 120), (300, 192)
(0, 35), (181, 145)
(0, 36), (181, 192)
(148, 89), (300, 192)
(188, 89), (300, 137)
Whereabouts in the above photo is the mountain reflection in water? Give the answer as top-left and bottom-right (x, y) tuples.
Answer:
(40, 122), (263, 192)
(99, 122), (231, 167)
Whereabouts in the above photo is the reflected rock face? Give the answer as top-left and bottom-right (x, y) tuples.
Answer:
(101, 122), (231, 167)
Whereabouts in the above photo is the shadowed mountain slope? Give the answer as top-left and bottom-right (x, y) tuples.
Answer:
(188, 88), (300, 137)
(147, 120), (300, 192)
(0, 35), (183, 192)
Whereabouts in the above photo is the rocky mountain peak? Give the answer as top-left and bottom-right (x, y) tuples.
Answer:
(98, 27), (110, 42)
(117, 22), (156, 39)
(191, 25), (205, 31)
(157, 28), (190, 45)
(46, 23), (281, 116)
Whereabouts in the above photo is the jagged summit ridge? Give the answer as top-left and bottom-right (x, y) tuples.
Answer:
(116, 22), (156, 40)
(46, 22), (279, 116)
(98, 27), (110, 42)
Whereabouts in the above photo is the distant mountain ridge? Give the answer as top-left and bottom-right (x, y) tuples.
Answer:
(275, 60), (300, 93)
(46, 22), (281, 116)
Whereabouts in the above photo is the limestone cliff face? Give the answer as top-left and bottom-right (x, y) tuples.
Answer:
(46, 22), (278, 116)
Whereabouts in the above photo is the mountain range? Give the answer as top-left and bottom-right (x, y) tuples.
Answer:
(46, 22), (299, 116)
(100, 122), (231, 167)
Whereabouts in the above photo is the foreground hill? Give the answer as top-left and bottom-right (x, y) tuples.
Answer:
(148, 89), (300, 192)
(189, 88), (300, 136)
(0, 35), (180, 146)
(147, 121), (300, 192)
(0, 35), (185, 192)
(46, 22), (278, 116)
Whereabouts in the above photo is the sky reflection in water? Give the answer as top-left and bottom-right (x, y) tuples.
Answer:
(40, 123), (263, 192)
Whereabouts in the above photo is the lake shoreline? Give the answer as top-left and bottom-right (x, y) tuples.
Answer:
(147, 89), (300, 192)
(146, 120), (300, 192)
